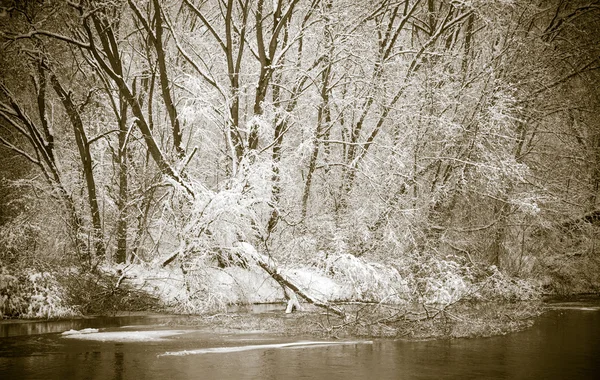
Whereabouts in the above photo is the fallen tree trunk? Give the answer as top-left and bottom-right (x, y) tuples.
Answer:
(256, 260), (346, 317)
(235, 242), (346, 318)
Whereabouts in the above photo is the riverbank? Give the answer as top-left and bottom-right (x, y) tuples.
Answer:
(156, 300), (543, 340)
(5, 257), (596, 342)
(0, 261), (549, 340)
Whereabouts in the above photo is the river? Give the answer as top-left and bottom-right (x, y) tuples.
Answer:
(1, 299), (599, 379)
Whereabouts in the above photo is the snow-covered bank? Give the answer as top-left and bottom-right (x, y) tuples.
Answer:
(2, 246), (543, 341)
(106, 249), (542, 323)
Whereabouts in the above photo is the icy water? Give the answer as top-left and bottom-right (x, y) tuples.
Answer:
(1, 301), (599, 380)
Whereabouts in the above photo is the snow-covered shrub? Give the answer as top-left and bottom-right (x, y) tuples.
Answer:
(0, 267), (78, 319)
(0, 266), (25, 318)
(326, 253), (411, 303)
(409, 255), (473, 305)
(23, 271), (79, 319)
(475, 265), (541, 301)
(176, 268), (231, 314)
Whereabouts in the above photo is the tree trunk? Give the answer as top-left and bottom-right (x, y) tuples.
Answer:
(50, 74), (106, 259)
(116, 95), (129, 263)
(234, 242), (346, 318)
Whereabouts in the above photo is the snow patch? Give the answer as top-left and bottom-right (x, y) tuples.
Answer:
(284, 267), (351, 301)
(62, 330), (188, 342)
(61, 328), (99, 336)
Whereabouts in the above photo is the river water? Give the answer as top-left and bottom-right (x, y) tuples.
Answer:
(1, 300), (599, 379)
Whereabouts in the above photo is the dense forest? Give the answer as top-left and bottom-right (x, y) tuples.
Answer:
(0, 0), (599, 321)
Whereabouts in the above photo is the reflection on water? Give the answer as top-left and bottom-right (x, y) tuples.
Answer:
(0, 313), (196, 338)
(1, 302), (599, 380)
